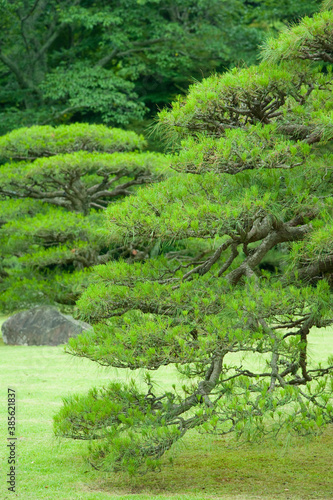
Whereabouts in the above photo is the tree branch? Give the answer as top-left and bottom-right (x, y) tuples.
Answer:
(182, 239), (234, 281)
(226, 222), (311, 285)
(296, 254), (333, 281)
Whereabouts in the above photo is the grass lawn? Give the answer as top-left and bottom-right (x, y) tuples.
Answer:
(0, 315), (333, 500)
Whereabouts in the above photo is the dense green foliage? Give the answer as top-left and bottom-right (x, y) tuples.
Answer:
(54, 5), (333, 474)
(0, 0), (322, 134)
(0, 123), (169, 311)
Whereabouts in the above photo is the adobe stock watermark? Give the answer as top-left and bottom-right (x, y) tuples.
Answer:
(6, 388), (17, 493)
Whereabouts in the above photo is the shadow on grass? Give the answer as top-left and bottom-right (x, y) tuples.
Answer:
(85, 427), (333, 500)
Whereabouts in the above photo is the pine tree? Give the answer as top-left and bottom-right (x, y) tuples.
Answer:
(55, 5), (333, 474)
(0, 123), (169, 311)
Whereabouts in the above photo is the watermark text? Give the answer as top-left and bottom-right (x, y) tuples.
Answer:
(7, 388), (16, 493)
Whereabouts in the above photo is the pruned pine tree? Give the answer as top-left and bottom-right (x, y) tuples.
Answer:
(0, 124), (169, 311)
(55, 6), (333, 474)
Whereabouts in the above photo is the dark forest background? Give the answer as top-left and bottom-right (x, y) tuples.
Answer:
(0, 0), (322, 145)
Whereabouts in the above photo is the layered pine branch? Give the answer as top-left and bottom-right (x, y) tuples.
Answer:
(0, 124), (169, 310)
(55, 5), (333, 474)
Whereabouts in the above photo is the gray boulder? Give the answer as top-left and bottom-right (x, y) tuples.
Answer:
(1, 306), (91, 346)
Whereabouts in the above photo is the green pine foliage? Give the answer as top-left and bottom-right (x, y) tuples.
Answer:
(55, 5), (333, 474)
(0, 123), (170, 312)
(0, 123), (146, 160)
(262, 7), (333, 63)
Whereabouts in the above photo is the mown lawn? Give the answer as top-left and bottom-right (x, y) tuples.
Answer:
(0, 315), (333, 500)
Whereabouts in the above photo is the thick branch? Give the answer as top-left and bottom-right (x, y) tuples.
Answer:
(297, 254), (333, 281)
(165, 353), (224, 420)
(218, 244), (239, 276)
(87, 172), (123, 195)
(0, 52), (34, 90)
(227, 223), (311, 285)
(91, 177), (151, 200)
(299, 319), (313, 382)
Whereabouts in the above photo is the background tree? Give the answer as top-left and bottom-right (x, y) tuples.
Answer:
(248, 0), (322, 26)
(0, 123), (169, 311)
(54, 4), (333, 474)
(0, 0), (322, 135)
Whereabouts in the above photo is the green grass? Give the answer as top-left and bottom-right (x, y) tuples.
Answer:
(0, 317), (333, 500)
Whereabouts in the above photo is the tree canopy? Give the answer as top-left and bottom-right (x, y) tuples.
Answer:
(0, 123), (169, 311)
(0, 0), (322, 134)
(54, 4), (333, 474)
